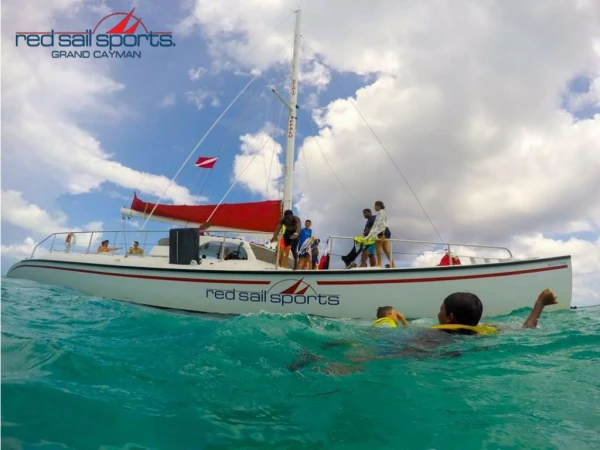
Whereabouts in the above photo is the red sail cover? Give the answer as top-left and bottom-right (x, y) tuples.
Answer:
(130, 193), (282, 233)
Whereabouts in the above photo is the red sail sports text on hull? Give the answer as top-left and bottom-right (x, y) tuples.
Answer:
(130, 193), (282, 233)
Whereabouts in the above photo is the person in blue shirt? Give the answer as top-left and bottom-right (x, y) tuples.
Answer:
(297, 220), (313, 270)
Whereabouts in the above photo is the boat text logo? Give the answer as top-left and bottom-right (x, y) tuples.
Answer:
(205, 278), (340, 306)
(14, 8), (175, 59)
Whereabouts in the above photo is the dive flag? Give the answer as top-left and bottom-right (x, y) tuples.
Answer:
(195, 156), (218, 169)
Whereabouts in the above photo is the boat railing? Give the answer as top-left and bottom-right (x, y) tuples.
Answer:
(28, 229), (277, 261)
(327, 235), (514, 266)
(29, 230), (170, 259)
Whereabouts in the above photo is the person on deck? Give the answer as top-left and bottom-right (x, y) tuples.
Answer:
(278, 225), (291, 267)
(128, 241), (144, 255)
(297, 220), (313, 270)
(311, 238), (321, 270)
(360, 209), (377, 268)
(365, 201), (395, 268)
(97, 240), (122, 253)
(271, 209), (302, 270)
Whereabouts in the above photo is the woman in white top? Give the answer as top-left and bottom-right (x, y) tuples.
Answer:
(365, 200), (395, 268)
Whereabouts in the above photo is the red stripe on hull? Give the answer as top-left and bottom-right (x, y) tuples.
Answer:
(13, 262), (569, 287)
(317, 264), (569, 285)
(16, 264), (271, 285)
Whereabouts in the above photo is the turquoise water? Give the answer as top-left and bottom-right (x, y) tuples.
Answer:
(2, 277), (600, 450)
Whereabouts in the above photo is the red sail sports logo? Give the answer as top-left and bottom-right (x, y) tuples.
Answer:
(205, 278), (340, 306)
(15, 8), (174, 59)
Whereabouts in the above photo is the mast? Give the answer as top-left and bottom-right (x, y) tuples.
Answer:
(282, 8), (301, 212)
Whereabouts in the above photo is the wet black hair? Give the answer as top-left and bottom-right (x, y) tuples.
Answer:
(376, 306), (394, 318)
(443, 292), (483, 326)
(284, 209), (294, 216)
(363, 208), (372, 214)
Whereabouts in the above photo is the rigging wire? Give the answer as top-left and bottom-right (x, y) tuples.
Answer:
(182, 81), (269, 227)
(303, 108), (435, 246)
(204, 128), (280, 224)
(191, 88), (259, 198)
(304, 110), (361, 205)
(302, 38), (445, 243)
(261, 85), (275, 187)
(136, 35), (295, 234)
(137, 73), (260, 233)
(133, 11), (294, 196)
(266, 95), (286, 199)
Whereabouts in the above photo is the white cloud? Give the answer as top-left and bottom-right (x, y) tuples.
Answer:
(514, 235), (600, 306)
(0, 190), (109, 266)
(1, 0), (202, 245)
(185, 89), (221, 110)
(301, 59), (330, 93)
(181, 0), (600, 306)
(160, 93), (177, 107)
(232, 125), (283, 199)
(188, 66), (207, 80)
(2, 190), (69, 236)
(1, 237), (40, 262)
(1, 190), (106, 238)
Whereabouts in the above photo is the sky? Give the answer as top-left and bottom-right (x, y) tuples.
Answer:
(2, 0), (600, 306)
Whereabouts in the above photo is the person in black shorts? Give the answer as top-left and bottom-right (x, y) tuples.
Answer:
(271, 209), (302, 269)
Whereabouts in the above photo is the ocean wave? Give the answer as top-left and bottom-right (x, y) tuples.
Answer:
(2, 277), (599, 449)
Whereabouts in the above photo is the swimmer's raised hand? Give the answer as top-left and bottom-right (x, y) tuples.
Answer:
(395, 311), (408, 326)
(536, 288), (558, 306)
(522, 288), (558, 328)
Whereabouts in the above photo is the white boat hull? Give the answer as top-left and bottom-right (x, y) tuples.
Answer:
(6, 254), (572, 319)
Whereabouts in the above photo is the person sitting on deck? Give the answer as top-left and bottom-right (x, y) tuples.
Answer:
(128, 241), (144, 255)
(271, 209), (302, 270)
(97, 240), (122, 253)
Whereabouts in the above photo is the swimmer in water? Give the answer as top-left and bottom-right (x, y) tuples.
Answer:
(289, 288), (559, 374)
(371, 306), (409, 328)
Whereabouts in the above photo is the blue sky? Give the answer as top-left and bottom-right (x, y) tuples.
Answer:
(1, 0), (369, 260)
(2, 0), (600, 305)
(61, 2), (360, 207)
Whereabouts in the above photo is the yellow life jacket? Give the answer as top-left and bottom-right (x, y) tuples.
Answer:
(355, 236), (377, 246)
(372, 317), (397, 328)
(430, 324), (498, 335)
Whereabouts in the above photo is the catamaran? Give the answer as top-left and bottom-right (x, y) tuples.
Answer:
(6, 9), (572, 319)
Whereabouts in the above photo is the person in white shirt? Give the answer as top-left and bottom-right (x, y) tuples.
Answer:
(365, 200), (395, 268)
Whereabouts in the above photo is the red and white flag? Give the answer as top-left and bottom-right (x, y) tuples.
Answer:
(195, 156), (218, 169)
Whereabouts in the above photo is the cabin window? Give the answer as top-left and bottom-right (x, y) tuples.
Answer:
(199, 241), (248, 260)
